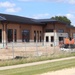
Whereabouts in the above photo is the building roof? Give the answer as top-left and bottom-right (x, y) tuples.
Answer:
(67, 25), (75, 28)
(0, 13), (73, 27)
(0, 16), (6, 21)
(0, 13), (38, 24)
(34, 19), (67, 24)
(34, 19), (57, 23)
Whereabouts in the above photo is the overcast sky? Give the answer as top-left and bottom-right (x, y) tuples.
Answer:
(0, 0), (75, 25)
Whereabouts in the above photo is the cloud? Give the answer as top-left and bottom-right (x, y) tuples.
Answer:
(31, 13), (50, 19)
(0, 1), (15, 8)
(19, 0), (62, 2)
(0, 1), (21, 13)
(65, 13), (75, 25)
(6, 7), (21, 12)
(19, 0), (32, 1)
(68, 0), (75, 4)
(66, 14), (75, 19)
(19, 0), (75, 4)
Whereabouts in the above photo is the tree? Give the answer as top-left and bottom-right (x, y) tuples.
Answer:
(51, 16), (71, 25)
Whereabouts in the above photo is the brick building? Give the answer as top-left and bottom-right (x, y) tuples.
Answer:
(0, 13), (75, 47)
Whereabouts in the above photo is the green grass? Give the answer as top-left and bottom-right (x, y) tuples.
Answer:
(0, 52), (75, 67)
(0, 58), (75, 75)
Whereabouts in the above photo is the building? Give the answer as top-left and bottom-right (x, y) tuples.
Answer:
(0, 13), (75, 48)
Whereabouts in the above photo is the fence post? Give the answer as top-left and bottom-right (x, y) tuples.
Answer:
(12, 42), (14, 59)
(36, 40), (38, 56)
(24, 41), (27, 57)
(53, 31), (56, 54)
(45, 41), (48, 56)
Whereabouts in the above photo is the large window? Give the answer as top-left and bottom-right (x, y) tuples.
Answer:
(58, 29), (64, 33)
(45, 29), (53, 32)
(22, 30), (30, 42)
(8, 29), (13, 42)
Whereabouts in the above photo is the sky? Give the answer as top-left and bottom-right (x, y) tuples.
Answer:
(0, 0), (75, 25)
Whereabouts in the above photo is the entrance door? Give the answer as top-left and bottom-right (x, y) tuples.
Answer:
(59, 37), (63, 41)
(22, 30), (30, 42)
(59, 37), (64, 45)
(0, 29), (2, 43)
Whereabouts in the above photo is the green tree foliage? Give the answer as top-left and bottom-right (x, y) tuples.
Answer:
(51, 16), (71, 25)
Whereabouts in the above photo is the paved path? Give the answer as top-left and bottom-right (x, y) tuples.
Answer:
(0, 56), (75, 70)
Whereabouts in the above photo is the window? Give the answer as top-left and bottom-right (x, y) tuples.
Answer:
(51, 36), (54, 42)
(14, 29), (17, 42)
(40, 31), (42, 42)
(40, 36), (41, 42)
(37, 31), (39, 42)
(58, 29), (64, 33)
(45, 29), (53, 32)
(46, 36), (49, 42)
(34, 31), (36, 42)
(22, 30), (30, 42)
(8, 29), (13, 42)
(59, 37), (63, 41)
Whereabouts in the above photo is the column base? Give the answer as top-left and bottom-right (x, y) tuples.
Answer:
(2, 40), (6, 48)
(30, 40), (34, 42)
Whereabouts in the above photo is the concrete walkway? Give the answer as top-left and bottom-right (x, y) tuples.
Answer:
(0, 56), (75, 70)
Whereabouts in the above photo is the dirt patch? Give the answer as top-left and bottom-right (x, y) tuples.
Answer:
(40, 68), (75, 75)
(0, 46), (60, 60)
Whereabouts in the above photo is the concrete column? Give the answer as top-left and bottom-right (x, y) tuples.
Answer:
(2, 24), (7, 48)
(17, 25), (21, 42)
(54, 30), (57, 46)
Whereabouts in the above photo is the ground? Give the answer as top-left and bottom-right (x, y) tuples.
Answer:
(0, 45), (60, 60)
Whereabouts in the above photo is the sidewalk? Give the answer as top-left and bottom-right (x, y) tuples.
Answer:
(0, 56), (75, 70)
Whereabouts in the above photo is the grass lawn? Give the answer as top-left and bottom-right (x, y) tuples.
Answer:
(0, 58), (75, 75)
(0, 52), (75, 67)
